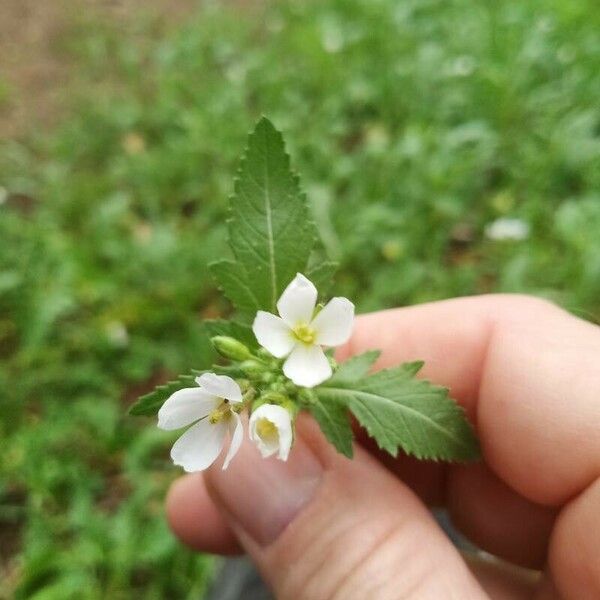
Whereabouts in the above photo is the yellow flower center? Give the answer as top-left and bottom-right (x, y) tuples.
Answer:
(256, 418), (278, 441)
(208, 400), (232, 424)
(292, 323), (316, 345)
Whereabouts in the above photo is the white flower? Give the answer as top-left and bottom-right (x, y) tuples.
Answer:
(485, 217), (530, 241)
(157, 373), (244, 472)
(252, 273), (354, 387)
(249, 404), (293, 461)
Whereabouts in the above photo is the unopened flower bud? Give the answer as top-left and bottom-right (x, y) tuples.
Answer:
(298, 388), (316, 405)
(259, 391), (288, 405)
(260, 371), (276, 384)
(211, 336), (253, 362)
(269, 381), (287, 394)
(240, 359), (267, 378)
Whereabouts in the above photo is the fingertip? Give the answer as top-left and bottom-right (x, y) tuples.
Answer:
(166, 473), (242, 555)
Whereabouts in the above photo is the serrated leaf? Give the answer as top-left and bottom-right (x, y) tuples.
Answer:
(204, 319), (257, 349)
(306, 260), (338, 296)
(316, 363), (480, 462)
(228, 117), (315, 312)
(209, 260), (260, 316)
(128, 370), (202, 416)
(328, 350), (381, 384)
(303, 394), (354, 458)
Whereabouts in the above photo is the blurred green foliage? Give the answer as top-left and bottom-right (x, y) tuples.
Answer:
(1, 0), (599, 597)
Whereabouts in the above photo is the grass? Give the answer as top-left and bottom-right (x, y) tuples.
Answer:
(1, 0), (599, 597)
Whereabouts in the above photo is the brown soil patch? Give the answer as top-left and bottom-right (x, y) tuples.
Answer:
(0, 0), (196, 140)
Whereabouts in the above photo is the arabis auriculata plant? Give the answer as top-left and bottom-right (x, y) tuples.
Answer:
(130, 118), (480, 472)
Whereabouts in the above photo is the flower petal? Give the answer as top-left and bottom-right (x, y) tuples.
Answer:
(312, 297), (355, 346)
(252, 311), (295, 358)
(277, 273), (318, 327)
(158, 388), (216, 430)
(283, 343), (332, 388)
(222, 413), (243, 470)
(170, 418), (227, 472)
(195, 373), (242, 402)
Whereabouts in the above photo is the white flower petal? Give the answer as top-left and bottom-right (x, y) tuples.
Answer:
(277, 273), (318, 327)
(312, 297), (355, 346)
(249, 404), (293, 460)
(170, 418), (227, 472)
(157, 388), (217, 431)
(485, 217), (530, 241)
(252, 311), (295, 358)
(195, 373), (242, 402)
(222, 414), (243, 470)
(283, 343), (332, 388)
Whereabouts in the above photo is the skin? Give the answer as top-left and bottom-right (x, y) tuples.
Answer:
(166, 295), (600, 599)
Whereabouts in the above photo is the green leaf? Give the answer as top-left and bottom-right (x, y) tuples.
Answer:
(128, 371), (201, 416)
(204, 319), (257, 349)
(306, 260), (338, 295)
(329, 350), (380, 384)
(227, 117), (315, 312)
(316, 362), (480, 462)
(209, 260), (260, 316)
(301, 392), (354, 458)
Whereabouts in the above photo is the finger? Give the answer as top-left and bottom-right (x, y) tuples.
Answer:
(465, 556), (539, 600)
(339, 294), (600, 572)
(205, 416), (487, 600)
(340, 294), (600, 506)
(546, 476), (600, 599)
(356, 429), (447, 505)
(448, 464), (556, 569)
(360, 433), (556, 569)
(166, 473), (241, 555)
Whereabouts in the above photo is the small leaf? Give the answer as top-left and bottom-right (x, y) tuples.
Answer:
(301, 392), (354, 458)
(209, 260), (260, 317)
(204, 319), (257, 349)
(128, 371), (202, 416)
(328, 350), (381, 384)
(228, 117), (316, 312)
(316, 363), (480, 462)
(306, 260), (338, 296)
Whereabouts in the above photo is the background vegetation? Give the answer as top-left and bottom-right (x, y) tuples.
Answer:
(1, 0), (598, 597)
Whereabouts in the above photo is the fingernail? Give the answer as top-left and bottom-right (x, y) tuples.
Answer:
(207, 434), (323, 546)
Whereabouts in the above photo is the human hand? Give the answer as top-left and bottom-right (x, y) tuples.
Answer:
(166, 295), (600, 599)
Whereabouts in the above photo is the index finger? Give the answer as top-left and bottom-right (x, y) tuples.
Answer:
(339, 294), (600, 506)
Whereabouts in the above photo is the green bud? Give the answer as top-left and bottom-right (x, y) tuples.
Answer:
(298, 388), (316, 405)
(268, 382), (287, 394)
(257, 371), (273, 384)
(211, 336), (253, 361)
(257, 348), (273, 360)
(328, 356), (338, 370)
(259, 391), (288, 405)
(284, 380), (297, 394)
(240, 359), (267, 378)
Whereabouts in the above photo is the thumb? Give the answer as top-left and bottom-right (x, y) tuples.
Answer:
(205, 418), (486, 600)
